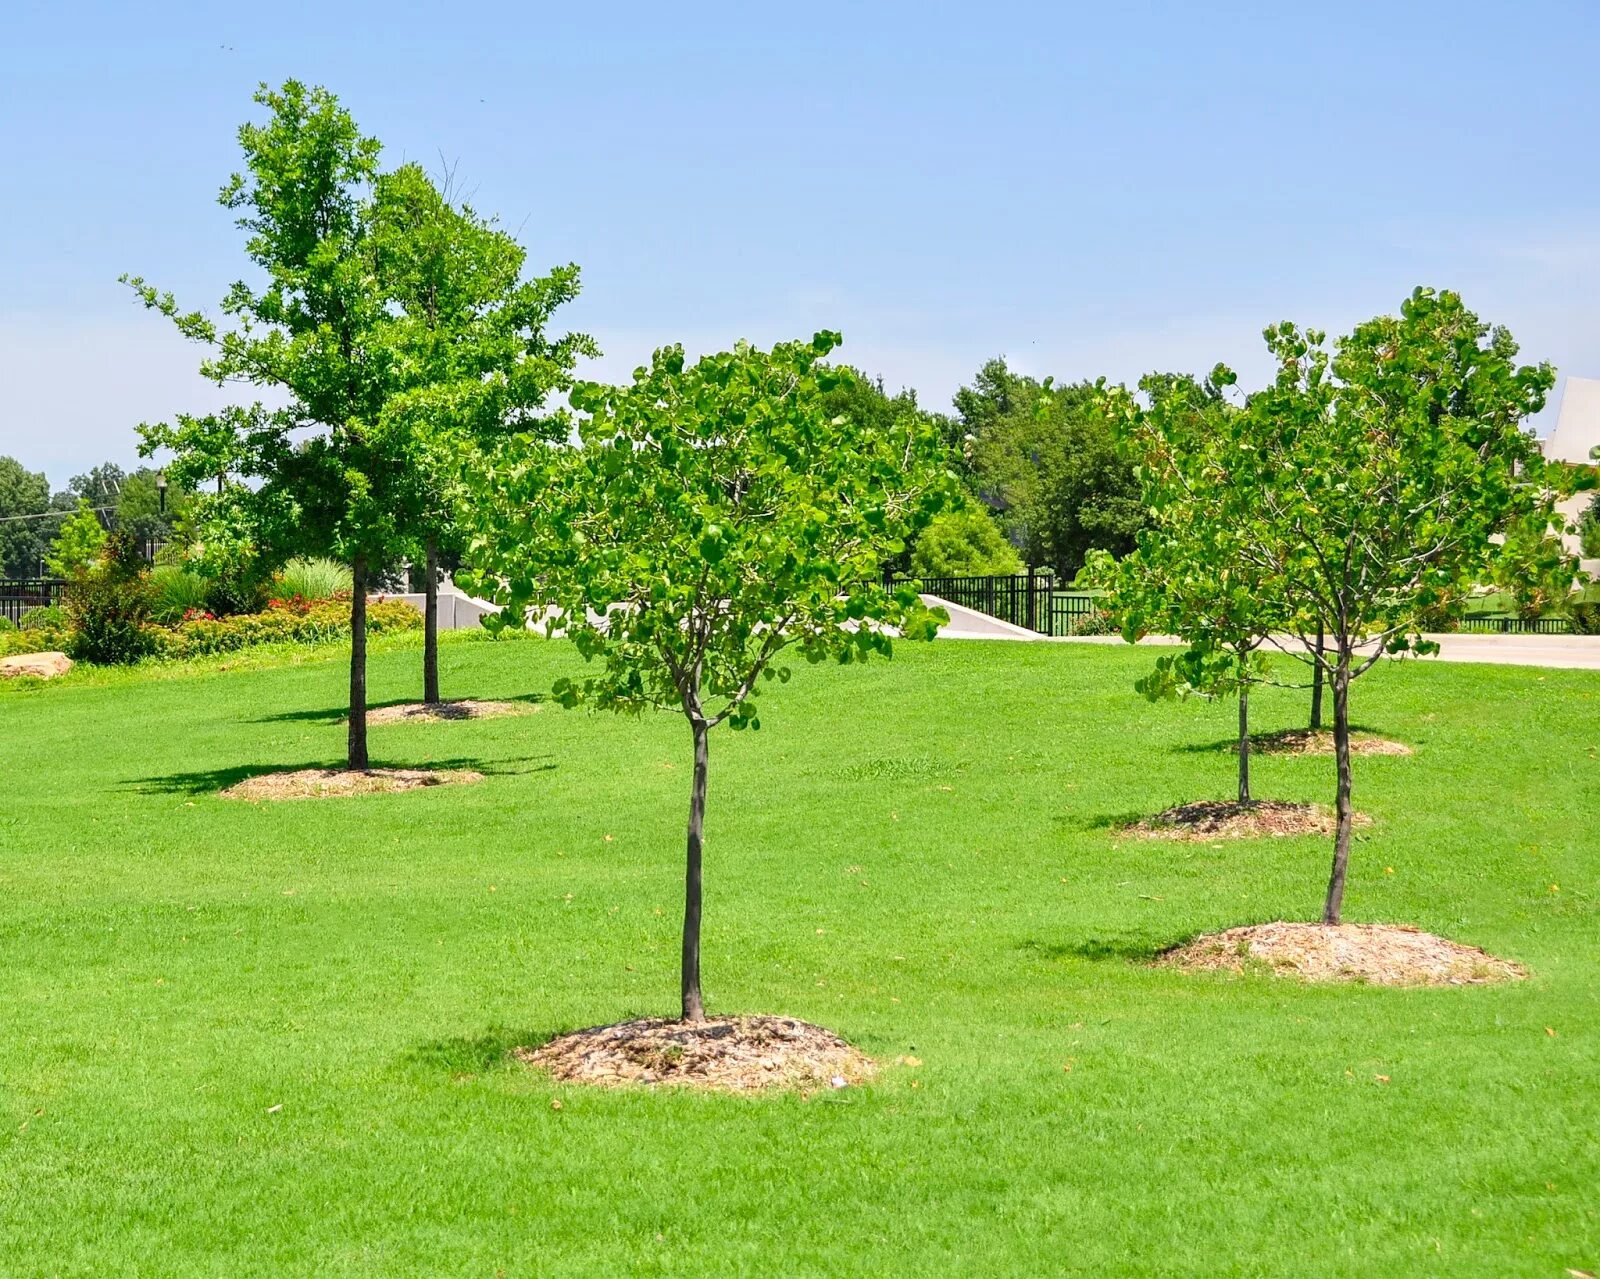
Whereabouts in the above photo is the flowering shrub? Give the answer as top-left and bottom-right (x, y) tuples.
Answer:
(153, 596), (421, 659)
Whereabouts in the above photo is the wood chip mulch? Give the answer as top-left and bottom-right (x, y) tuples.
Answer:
(1157, 921), (1525, 985)
(220, 767), (485, 801)
(1127, 800), (1371, 840)
(1241, 729), (1413, 757)
(517, 1015), (877, 1093)
(365, 699), (531, 725)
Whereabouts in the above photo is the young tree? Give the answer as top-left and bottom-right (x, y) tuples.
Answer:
(368, 161), (593, 704)
(1217, 288), (1566, 924)
(462, 334), (952, 1022)
(1094, 373), (1282, 803)
(46, 501), (108, 578)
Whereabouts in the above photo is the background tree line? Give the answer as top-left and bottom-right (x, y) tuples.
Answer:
(0, 458), (193, 578)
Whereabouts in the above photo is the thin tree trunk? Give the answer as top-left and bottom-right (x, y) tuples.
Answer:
(1321, 652), (1354, 925)
(423, 540), (440, 705)
(681, 717), (709, 1023)
(1310, 627), (1325, 730)
(1237, 682), (1250, 804)
(348, 555), (369, 772)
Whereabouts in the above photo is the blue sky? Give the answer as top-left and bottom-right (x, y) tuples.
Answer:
(3, 0), (1597, 487)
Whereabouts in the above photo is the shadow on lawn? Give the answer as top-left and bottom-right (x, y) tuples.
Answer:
(251, 691), (547, 724)
(1020, 935), (1170, 964)
(404, 1026), (558, 1074)
(1175, 723), (1387, 754)
(126, 754), (557, 795)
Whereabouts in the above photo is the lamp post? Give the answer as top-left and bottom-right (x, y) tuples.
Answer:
(156, 470), (168, 514)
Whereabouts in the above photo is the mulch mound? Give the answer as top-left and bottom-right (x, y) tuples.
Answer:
(517, 1015), (877, 1093)
(1243, 729), (1413, 757)
(1127, 800), (1370, 840)
(220, 767), (484, 801)
(366, 699), (530, 726)
(1158, 921), (1525, 985)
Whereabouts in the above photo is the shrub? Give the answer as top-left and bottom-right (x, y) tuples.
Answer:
(0, 617), (12, 633)
(1065, 606), (1120, 637)
(156, 595), (420, 659)
(910, 507), (1024, 578)
(64, 533), (156, 664)
(204, 561), (272, 617)
(275, 556), (353, 601)
(19, 605), (65, 631)
(149, 566), (213, 624)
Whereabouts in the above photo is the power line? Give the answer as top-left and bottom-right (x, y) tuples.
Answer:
(0, 506), (116, 524)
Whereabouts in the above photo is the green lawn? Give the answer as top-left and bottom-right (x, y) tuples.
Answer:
(1, 635), (1596, 1276)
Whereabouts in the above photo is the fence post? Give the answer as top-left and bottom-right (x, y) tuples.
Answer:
(1026, 566), (1036, 632)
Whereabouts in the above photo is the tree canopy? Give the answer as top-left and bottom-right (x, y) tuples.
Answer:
(955, 359), (1144, 577)
(1199, 288), (1566, 923)
(462, 332), (954, 1020)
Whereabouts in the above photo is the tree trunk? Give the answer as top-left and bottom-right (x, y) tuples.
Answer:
(348, 555), (369, 772)
(1310, 627), (1325, 730)
(681, 717), (710, 1023)
(1320, 652), (1354, 925)
(422, 540), (440, 705)
(1237, 682), (1251, 804)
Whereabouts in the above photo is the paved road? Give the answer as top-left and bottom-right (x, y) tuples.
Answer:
(927, 597), (1600, 671)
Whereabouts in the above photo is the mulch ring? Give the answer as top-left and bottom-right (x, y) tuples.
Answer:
(1242, 729), (1413, 757)
(365, 699), (532, 726)
(1126, 800), (1371, 840)
(220, 767), (484, 801)
(1157, 921), (1525, 986)
(517, 1015), (877, 1093)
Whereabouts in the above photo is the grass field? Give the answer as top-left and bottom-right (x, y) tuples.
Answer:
(1, 634), (1596, 1276)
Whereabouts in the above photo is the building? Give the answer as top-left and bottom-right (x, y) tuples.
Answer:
(1543, 376), (1600, 573)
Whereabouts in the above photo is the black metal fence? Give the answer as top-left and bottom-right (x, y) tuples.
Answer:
(1456, 615), (1573, 635)
(0, 578), (66, 625)
(898, 573), (1103, 637)
(899, 572), (1584, 639)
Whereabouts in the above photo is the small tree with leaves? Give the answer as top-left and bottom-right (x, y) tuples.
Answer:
(1215, 288), (1567, 924)
(462, 334), (952, 1022)
(1092, 373), (1285, 803)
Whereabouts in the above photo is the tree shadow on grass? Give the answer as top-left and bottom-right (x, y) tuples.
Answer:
(403, 1026), (561, 1075)
(1074, 809), (1160, 834)
(1019, 935), (1170, 964)
(125, 753), (557, 795)
(403, 1015), (655, 1076)
(1175, 723), (1388, 754)
(251, 691), (547, 725)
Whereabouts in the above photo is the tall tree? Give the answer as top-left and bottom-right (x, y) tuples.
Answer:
(369, 161), (593, 704)
(0, 457), (52, 577)
(135, 97), (590, 726)
(957, 359), (1144, 577)
(127, 81), (394, 767)
(1217, 288), (1566, 923)
(462, 334), (953, 1022)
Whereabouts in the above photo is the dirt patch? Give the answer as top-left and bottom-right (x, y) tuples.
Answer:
(365, 699), (531, 726)
(1243, 729), (1413, 757)
(517, 1015), (876, 1093)
(1127, 800), (1370, 840)
(220, 767), (484, 801)
(1158, 921), (1525, 985)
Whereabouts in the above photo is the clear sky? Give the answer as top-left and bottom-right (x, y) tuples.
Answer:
(2, 0), (1596, 488)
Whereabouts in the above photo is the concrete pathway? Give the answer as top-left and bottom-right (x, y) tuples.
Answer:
(927, 596), (1600, 672)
